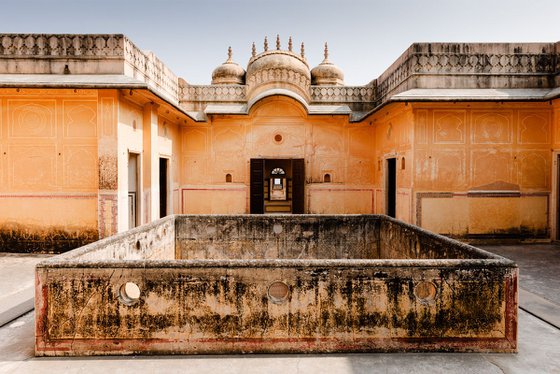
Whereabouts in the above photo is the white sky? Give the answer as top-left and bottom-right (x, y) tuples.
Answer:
(2, 0), (559, 85)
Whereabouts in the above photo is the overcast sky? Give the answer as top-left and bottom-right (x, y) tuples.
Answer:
(2, 0), (559, 85)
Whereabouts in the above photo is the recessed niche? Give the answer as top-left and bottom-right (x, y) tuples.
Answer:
(323, 173), (331, 183)
(225, 173), (232, 183)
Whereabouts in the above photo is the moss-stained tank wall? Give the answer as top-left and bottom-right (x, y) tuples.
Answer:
(35, 214), (517, 355)
(176, 215), (380, 260)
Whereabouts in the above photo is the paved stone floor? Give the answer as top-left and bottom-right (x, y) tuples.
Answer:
(0, 253), (51, 303)
(0, 253), (51, 327)
(0, 246), (559, 373)
(480, 244), (560, 306)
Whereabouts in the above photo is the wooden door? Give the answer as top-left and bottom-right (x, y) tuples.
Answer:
(292, 159), (305, 214)
(250, 159), (265, 214)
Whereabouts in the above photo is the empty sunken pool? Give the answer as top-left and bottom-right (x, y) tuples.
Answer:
(35, 215), (517, 356)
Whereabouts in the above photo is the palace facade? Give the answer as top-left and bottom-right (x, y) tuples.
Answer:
(0, 34), (558, 252)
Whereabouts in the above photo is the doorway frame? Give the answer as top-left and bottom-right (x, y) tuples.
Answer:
(127, 151), (141, 229)
(385, 157), (397, 218)
(159, 156), (171, 218)
(249, 158), (305, 214)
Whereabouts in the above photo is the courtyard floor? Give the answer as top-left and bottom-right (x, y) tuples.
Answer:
(0, 244), (559, 373)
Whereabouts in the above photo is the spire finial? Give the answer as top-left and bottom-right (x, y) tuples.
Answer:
(300, 42), (305, 58)
(264, 36), (268, 52)
(227, 46), (232, 62)
(276, 34), (281, 50)
(288, 36), (293, 52)
(324, 42), (329, 60)
(251, 42), (256, 57)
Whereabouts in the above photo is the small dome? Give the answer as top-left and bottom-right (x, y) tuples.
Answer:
(311, 43), (344, 86)
(211, 47), (246, 85)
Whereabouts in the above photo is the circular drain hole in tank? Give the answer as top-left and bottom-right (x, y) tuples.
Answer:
(118, 282), (141, 306)
(268, 281), (289, 304)
(274, 134), (283, 143)
(273, 223), (283, 234)
(414, 281), (437, 303)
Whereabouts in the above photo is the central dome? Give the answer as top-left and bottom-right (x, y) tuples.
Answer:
(247, 50), (310, 81)
(245, 36), (311, 103)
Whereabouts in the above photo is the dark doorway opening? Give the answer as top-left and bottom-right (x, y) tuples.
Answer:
(250, 158), (304, 214)
(386, 158), (396, 218)
(159, 158), (168, 219)
(128, 153), (139, 229)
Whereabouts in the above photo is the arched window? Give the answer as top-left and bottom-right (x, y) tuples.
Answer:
(401, 157), (406, 170)
(225, 173), (232, 183)
(271, 168), (285, 175)
(324, 173), (331, 183)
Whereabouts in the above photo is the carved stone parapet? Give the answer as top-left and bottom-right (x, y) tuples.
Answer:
(310, 86), (375, 103)
(0, 34), (124, 58)
(123, 38), (179, 102)
(0, 34), (180, 103)
(410, 53), (556, 75)
(180, 85), (247, 102)
(375, 43), (560, 106)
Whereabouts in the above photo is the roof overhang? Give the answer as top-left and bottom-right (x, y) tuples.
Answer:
(353, 87), (560, 122)
(0, 74), (197, 122)
(391, 88), (558, 102)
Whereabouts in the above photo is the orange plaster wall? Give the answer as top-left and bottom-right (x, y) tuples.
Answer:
(413, 102), (552, 238)
(0, 88), (99, 249)
(368, 103), (414, 223)
(180, 95), (375, 214)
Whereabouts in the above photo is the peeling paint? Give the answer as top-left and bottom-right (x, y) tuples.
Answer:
(98, 154), (118, 190)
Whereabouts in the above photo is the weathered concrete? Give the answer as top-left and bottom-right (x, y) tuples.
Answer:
(1, 309), (559, 373)
(35, 215), (518, 356)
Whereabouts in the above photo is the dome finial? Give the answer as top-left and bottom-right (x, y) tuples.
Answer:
(276, 34), (281, 50)
(300, 42), (305, 58)
(288, 36), (293, 52)
(324, 42), (329, 61)
(227, 46), (233, 62)
(251, 42), (256, 57)
(264, 36), (268, 52)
